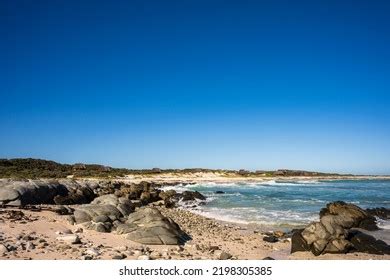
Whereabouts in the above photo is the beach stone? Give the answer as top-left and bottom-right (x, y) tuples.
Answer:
(25, 241), (35, 251)
(54, 205), (74, 215)
(56, 234), (81, 244)
(112, 254), (126, 260)
(73, 204), (122, 224)
(216, 251), (232, 260)
(159, 190), (177, 201)
(114, 246), (127, 251)
(180, 191), (206, 201)
(82, 221), (111, 232)
(92, 215), (110, 223)
(0, 188), (20, 204)
(273, 231), (285, 238)
(0, 244), (8, 254)
(130, 200), (143, 208)
(132, 250), (143, 257)
(263, 235), (278, 243)
(137, 255), (150, 260)
(90, 194), (134, 216)
(123, 208), (189, 245)
(262, 257), (275, 260)
(85, 248), (100, 257)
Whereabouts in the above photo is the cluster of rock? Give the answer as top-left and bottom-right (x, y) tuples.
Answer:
(68, 194), (189, 245)
(0, 179), (206, 209)
(291, 201), (390, 255)
(0, 179), (208, 246)
(117, 208), (190, 245)
(0, 179), (96, 206)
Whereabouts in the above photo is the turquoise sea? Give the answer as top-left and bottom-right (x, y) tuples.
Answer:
(165, 179), (390, 230)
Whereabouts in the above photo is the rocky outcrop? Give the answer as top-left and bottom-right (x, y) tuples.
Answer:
(0, 178), (207, 210)
(181, 191), (206, 201)
(366, 207), (390, 220)
(71, 194), (134, 232)
(291, 201), (390, 256)
(319, 201), (378, 231)
(117, 208), (189, 245)
(115, 182), (207, 207)
(0, 179), (96, 206)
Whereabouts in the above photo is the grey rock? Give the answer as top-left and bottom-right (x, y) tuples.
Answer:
(112, 254), (126, 260)
(56, 234), (81, 244)
(25, 241), (35, 251)
(0, 188), (20, 204)
(216, 251), (232, 260)
(0, 244), (8, 254)
(73, 204), (122, 224)
(92, 215), (110, 223)
(137, 255), (150, 260)
(263, 235), (278, 243)
(123, 208), (189, 245)
(0, 179), (95, 206)
(85, 248), (100, 257)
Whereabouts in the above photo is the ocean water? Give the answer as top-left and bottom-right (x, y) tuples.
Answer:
(163, 179), (390, 230)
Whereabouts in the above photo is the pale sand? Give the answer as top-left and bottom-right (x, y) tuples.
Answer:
(1, 207), (388, 260)
(121, 172), (390, 184)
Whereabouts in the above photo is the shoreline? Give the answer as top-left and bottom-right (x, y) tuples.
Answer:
(1, 176), (390, 260)
(121, 174), (390, 185)
(1, 206), (388, 260)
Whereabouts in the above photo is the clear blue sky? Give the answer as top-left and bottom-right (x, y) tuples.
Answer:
(1, 0), (390, 174)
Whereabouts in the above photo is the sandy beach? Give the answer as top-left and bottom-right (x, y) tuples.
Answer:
(121, 172), (390, 185)
(1, 172), (390, 260)
(1, 204), (388, 260)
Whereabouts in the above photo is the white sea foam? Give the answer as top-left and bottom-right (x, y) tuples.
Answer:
(377, 219), (390, 230)
(183, 205), (319, 227)
(162, 180), (390, 229)
(160, 184), (191, 192)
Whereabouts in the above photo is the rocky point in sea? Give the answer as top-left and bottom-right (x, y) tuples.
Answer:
(291, 201), (390, 256)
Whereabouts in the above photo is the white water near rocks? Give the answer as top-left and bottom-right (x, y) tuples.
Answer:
(163, 179), (390, 234)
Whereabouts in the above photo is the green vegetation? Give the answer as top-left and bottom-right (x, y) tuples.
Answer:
(0, 158), (345, 179)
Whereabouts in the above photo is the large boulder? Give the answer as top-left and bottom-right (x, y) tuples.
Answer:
(319, 201), (378, 231)
(0, 179), (95, 206)
(90, 194), (134, 216)
(72, 194), (134, 232)
(118, 208), (189, 245)
(291, 201), (390, 256)
(180, 191), (206, 201)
